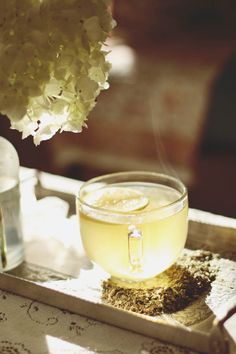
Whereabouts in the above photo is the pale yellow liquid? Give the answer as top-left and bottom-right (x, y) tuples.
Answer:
(78, 182), (188, 282)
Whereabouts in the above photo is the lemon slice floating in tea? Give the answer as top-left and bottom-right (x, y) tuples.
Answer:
(85, 187), (149, 212)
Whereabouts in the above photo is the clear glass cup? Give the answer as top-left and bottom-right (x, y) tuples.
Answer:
(76, 171), (188, 283)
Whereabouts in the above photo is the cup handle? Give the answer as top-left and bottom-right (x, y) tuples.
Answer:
(128, 225), (143, 273)
(0, 207), (7, 269)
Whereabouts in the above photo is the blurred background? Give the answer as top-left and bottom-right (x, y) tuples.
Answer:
(1, 0), (236, 217)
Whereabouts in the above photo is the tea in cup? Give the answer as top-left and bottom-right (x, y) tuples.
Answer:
(76, 171), (188, 283)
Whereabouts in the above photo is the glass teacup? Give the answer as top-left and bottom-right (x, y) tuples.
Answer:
(76, 171), (188, 283)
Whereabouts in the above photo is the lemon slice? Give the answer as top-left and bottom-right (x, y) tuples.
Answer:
(84, 187), (149, 212)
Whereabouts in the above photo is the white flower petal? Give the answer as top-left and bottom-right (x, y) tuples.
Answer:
(11, 116), (38, 139)
(83, 16), (102, 44)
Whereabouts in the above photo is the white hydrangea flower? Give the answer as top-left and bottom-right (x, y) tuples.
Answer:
(0, 0), (114, 145)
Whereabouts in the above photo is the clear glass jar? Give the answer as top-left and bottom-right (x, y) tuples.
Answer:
(0, 136), (24, 271)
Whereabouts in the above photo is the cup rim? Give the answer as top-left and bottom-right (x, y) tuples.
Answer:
(77, 171), (188, 218)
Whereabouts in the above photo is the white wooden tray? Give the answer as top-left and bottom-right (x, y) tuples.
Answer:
(0, 169), (235, 354)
